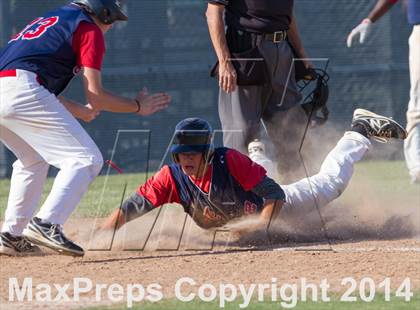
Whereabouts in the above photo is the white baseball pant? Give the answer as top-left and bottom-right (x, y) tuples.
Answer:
(404, 25), (420, 182)
(253, 131), (371, 215)
(0, 70), (103, 236)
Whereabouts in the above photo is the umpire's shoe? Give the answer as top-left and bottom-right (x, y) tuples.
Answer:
(352, 109), (407, 143)
(23, 217), (84, 257)
(0, 232), (42, 256)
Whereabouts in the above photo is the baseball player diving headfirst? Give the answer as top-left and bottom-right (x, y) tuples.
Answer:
(0, 0), (171, 257)
(100, 109), (407, 235)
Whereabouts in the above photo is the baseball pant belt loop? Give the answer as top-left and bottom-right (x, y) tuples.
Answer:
(0, 69), (17, 78)
(0, 69), (43, 86)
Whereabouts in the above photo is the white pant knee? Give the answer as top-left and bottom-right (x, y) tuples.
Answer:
(83, 148), (104, 180)
(281, 132), (370, 217)
(62, 147), (104, 181)
(35, 149), (103, 225)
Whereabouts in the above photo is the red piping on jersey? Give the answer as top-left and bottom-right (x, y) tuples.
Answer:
(0, 69), (17, 78)
(0, 69), (44, 86)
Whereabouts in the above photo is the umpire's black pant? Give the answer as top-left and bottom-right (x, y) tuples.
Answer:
(218, 30), (309, 181)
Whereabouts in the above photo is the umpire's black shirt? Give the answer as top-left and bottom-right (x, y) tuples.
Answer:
(208, 0), (294, 33)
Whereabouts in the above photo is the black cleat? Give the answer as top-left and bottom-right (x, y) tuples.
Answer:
(352, 109), (407, 143)
(0, 232), (42, 256)
(23, 217), (84, 257)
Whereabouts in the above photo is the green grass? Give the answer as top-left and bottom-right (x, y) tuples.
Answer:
(338, 160), (419, 207)
(0, 171), (150, 218)
(0, 160), (418, 219)
(88, 293), (420, 310)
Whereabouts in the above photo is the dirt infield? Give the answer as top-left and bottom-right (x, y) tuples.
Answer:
(1, 212), (419, 309)
(1, 162), (420, 309)
(1, 163), (419, 309)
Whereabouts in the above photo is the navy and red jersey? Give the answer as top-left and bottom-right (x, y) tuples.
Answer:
(137, 147), (267, 229)
(0, 4), (106, 95)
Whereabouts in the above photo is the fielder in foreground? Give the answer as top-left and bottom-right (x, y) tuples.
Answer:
(0, 0), (170, 257)
(100, 109), (407, 235)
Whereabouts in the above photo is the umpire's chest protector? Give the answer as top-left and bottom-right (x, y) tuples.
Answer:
(0, 4), (94, 95)
(169, 148), (264, 229)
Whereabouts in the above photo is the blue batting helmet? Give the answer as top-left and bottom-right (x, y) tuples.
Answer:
(170, 118), (214, 162)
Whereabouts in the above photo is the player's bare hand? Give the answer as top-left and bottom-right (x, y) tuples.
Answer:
(79, 103), (100, 122)
(135, 92), (171, 116)
(137, 87), (148, 102)
(233, 226), (255, 238)
(294, 48), (313, 70)
(302, 58), (313, 70)
(219, 61), (237, 93)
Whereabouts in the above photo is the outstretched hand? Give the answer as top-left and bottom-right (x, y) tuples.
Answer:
(135, 88), (171, 116)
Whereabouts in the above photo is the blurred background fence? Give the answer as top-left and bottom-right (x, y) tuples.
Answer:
(0, 0), (411, 178)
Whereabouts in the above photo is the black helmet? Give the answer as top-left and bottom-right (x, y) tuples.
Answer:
(298, 68), (330, 126)
(72, 0), (128, 24)
(170, 118), (214, 163)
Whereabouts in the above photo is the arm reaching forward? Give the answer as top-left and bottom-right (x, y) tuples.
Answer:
(100, 166), (180, 231)
(100, 192), (156, 230)
(82, 67), (171, 115)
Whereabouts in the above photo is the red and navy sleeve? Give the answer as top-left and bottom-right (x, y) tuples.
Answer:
(137, 165), (181, 207)
(120, 166), (181, 222)
(225, 149), (267, 191)
(72, 21), (106, 71)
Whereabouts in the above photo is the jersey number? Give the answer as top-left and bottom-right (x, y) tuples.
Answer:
(9, 16), (59, 43)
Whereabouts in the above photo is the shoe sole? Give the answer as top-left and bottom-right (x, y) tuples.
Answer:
(353, 108), (407, 139)
(0, 244), (43, 257)
(23, 228), (84, 257)
(0, 245), (18, 256)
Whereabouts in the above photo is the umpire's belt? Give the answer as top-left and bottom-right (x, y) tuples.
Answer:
(259, 30), (287, 43)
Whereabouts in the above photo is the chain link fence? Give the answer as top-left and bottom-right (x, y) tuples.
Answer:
(0, 0), (411, 177)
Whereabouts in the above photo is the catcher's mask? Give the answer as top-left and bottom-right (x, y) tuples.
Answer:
(298, 68), (330, 126)
(170, 118), (214, 164)
(72, 0), (128, 24)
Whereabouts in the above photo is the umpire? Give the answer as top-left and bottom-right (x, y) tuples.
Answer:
(206, 0), (311, 179)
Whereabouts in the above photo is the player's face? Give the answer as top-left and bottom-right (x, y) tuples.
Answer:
(178, 152), (206, 177)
